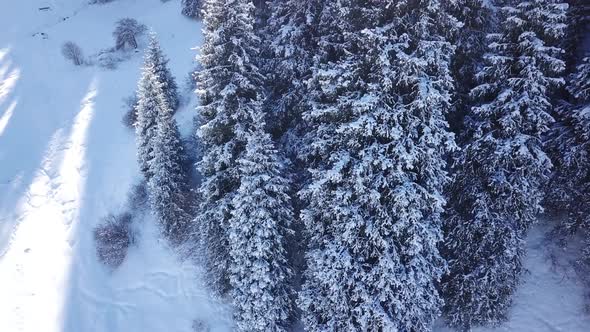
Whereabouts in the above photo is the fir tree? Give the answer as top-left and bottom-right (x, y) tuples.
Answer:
(195, 0), (265, 295)
(562, 0), (590, 71)
(113, 18), (147, 50)
(546, 0), (590, 218)
(135, 34), (180, 181)
(547, 57), (590, 261)
(263, 0), (325, 304)
(135, 62), (161, 181)
(148, 88), (191, 241)
(442, 0), (567, 329)
(448, 0), (495, 135)
(145, 34), (180, 110)
(299, 1), (457, 330)
(229, 114), (295, 332)
(263, 0), (322, 146)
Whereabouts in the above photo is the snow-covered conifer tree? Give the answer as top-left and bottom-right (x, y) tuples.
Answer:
(562, 0), (590, 70)
(135, 64), (161, 181)
(442, 0), (567, 329)
(195, 0), (265, 295)
(148, 84), (191, 241)
(546, 0), (590, 215)
(113, 18), (147, 50)
(135, 34), (180, 181)
(145, 34), (179, 110)
(229, 113), (294, 332)
(264, 0), (323, 150)
(547, 56), (590, 255)
(299, 1), (457, 330)
(448, 0), (495, 134)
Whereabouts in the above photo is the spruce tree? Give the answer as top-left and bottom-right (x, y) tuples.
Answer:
(195, 0), (265, 295)
(264, 0), (322, 146)
(135, 59), (161, 181)
(145, 34), (180, 110)
(299, 1), (457, 330)
(546, 0), (590, 223)
(229, 114), (295, 332)
(448, 0), (495, 135)
(135, 34), (180, 181)
(147, 82), (191, 241)
(442, 0), (567, 329)
(562, 0), (590, 71)
(547, 57), (590, 258)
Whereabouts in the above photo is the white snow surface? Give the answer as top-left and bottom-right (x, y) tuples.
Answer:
(436, 224), (590, 332)
(0, 1), (231, 331)
(0, 1), (589, 332)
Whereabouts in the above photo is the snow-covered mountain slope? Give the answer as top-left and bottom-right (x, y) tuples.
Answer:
(0, 1), (231, 331)
(0, 1), (589, 332)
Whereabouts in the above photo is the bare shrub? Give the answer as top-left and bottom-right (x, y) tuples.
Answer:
(122, 94), (139, 129)
(182, 0), (203, 19)
(127, 181), (148, 210)
(94, 212), (135, 269)
(96, 48), (119, 69)
(113, 18), (147, 50)
(61, 41), (84, 66)
(192, 319), (210, 332)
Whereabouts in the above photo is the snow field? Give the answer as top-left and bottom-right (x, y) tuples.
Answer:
(0, 1), (231, 331)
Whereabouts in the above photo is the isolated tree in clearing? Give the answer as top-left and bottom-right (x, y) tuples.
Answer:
(113, 18), (147, 50)
(61, 41), (84, 66)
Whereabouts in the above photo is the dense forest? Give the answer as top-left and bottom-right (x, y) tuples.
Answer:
(125, 0), (590, 331)
(1, 0), (589, 331)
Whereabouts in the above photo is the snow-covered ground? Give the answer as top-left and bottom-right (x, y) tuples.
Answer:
(436, 224), (590, 332)
(0, 1), (231, 331)
(0, 1), (589, 332)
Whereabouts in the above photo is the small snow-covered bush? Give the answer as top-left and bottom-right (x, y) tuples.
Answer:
(94, 212), (135, 269)
(122, 94), (139, 129)
(61, 41), (84, 66)
(182, 0), (203, 19)
(127, 181), (148, 210)
(192, 319), (210, 332)
(93, 48), (133, 70)
(113, 18), (147, 50)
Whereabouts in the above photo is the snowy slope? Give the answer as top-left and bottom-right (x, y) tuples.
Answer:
(436, 224), (590, 332)
(0, 1), (231, 331)
(1, 1), (589, 332)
